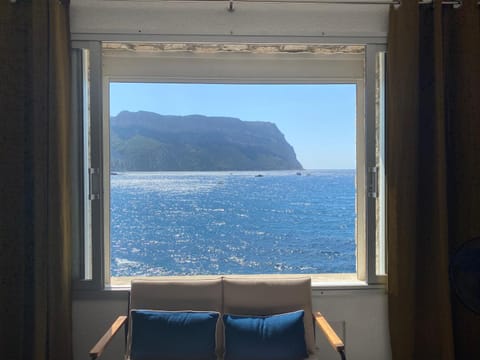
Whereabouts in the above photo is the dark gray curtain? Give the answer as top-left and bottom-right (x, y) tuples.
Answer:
(0, 1), (73, 359)
(387, 0), (480, 359)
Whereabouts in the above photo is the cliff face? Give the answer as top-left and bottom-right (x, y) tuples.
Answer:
(110, 111), (303, 171)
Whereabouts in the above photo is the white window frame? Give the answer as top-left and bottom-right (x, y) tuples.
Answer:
(72, 39), (386, 291)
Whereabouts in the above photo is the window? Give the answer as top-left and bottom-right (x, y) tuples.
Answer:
(72, 41), (386, 288)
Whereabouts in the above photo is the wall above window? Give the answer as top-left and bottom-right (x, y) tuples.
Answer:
(70, 0), (388, 41)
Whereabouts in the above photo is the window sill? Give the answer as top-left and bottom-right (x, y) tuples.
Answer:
(74, 274), (386, 300)
(107, 273), (385, 291)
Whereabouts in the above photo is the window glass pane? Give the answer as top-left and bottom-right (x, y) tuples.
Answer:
(375, 52), (387, 276)
(83, 49), (93, 280)
(108, 83), (357, 279)
(72, 47), (93, 281)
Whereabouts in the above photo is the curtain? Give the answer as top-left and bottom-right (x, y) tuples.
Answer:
(0, 1), (73, 360)
(387, 0), (480, 359)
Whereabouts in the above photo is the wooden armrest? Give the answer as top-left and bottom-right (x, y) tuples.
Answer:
(314, 312), (345, 353)
(89, 315), (128, 360)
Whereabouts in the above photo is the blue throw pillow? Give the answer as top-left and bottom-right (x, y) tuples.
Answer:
(223, 310), (308, 360)
(130, 310), (219, 360)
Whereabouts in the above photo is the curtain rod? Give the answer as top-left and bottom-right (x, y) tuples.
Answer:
(8, 0), (478, 6)
(224, 0), (472, 7)
(153, 0), (479, 10)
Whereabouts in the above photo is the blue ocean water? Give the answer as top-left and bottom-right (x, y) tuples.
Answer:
(110, 170), (356, 276)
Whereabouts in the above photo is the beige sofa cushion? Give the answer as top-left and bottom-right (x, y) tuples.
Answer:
(222, 277), (315, 355)
(129, 278), (223, 358)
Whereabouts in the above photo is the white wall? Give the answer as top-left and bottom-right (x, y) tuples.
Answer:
(74, 295), (128, 360)
(312, 289), (391, 360)
(74, 288), (391, 360)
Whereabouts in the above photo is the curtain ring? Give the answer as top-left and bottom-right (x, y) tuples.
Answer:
(453, 0), (462, 9)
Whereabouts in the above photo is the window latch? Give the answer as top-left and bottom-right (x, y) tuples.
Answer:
(88, 167), (100, 201)
(368, 166), (378, 198)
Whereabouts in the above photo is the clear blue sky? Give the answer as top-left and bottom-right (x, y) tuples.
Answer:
(110, 83), (356, 169)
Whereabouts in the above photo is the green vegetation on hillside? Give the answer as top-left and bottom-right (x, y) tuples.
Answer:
(110, 111), (303, 171)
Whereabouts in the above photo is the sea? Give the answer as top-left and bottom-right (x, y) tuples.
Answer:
(110, 170), (356, 276)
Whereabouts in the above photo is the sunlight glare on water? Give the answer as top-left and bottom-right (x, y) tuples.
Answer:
(110, 170), (356, 276)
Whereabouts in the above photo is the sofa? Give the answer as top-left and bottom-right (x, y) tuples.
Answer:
(89, 277), (346, 360)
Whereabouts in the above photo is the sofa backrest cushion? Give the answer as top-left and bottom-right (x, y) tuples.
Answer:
(223, 310), (308, 360)
(130, 310), (219, 360)
(129, 278), (223, 358)
(222, 277), (315, 354)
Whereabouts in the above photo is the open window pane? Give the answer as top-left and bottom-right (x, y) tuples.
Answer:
(72, 47), (93, 281)
(375, 52), (387, 276)
(108, 83), (357, 280)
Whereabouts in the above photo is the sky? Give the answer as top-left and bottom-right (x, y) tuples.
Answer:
(110, 83), (356, 169)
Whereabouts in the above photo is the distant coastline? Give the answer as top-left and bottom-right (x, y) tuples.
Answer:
(110, 110), (303, 172)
